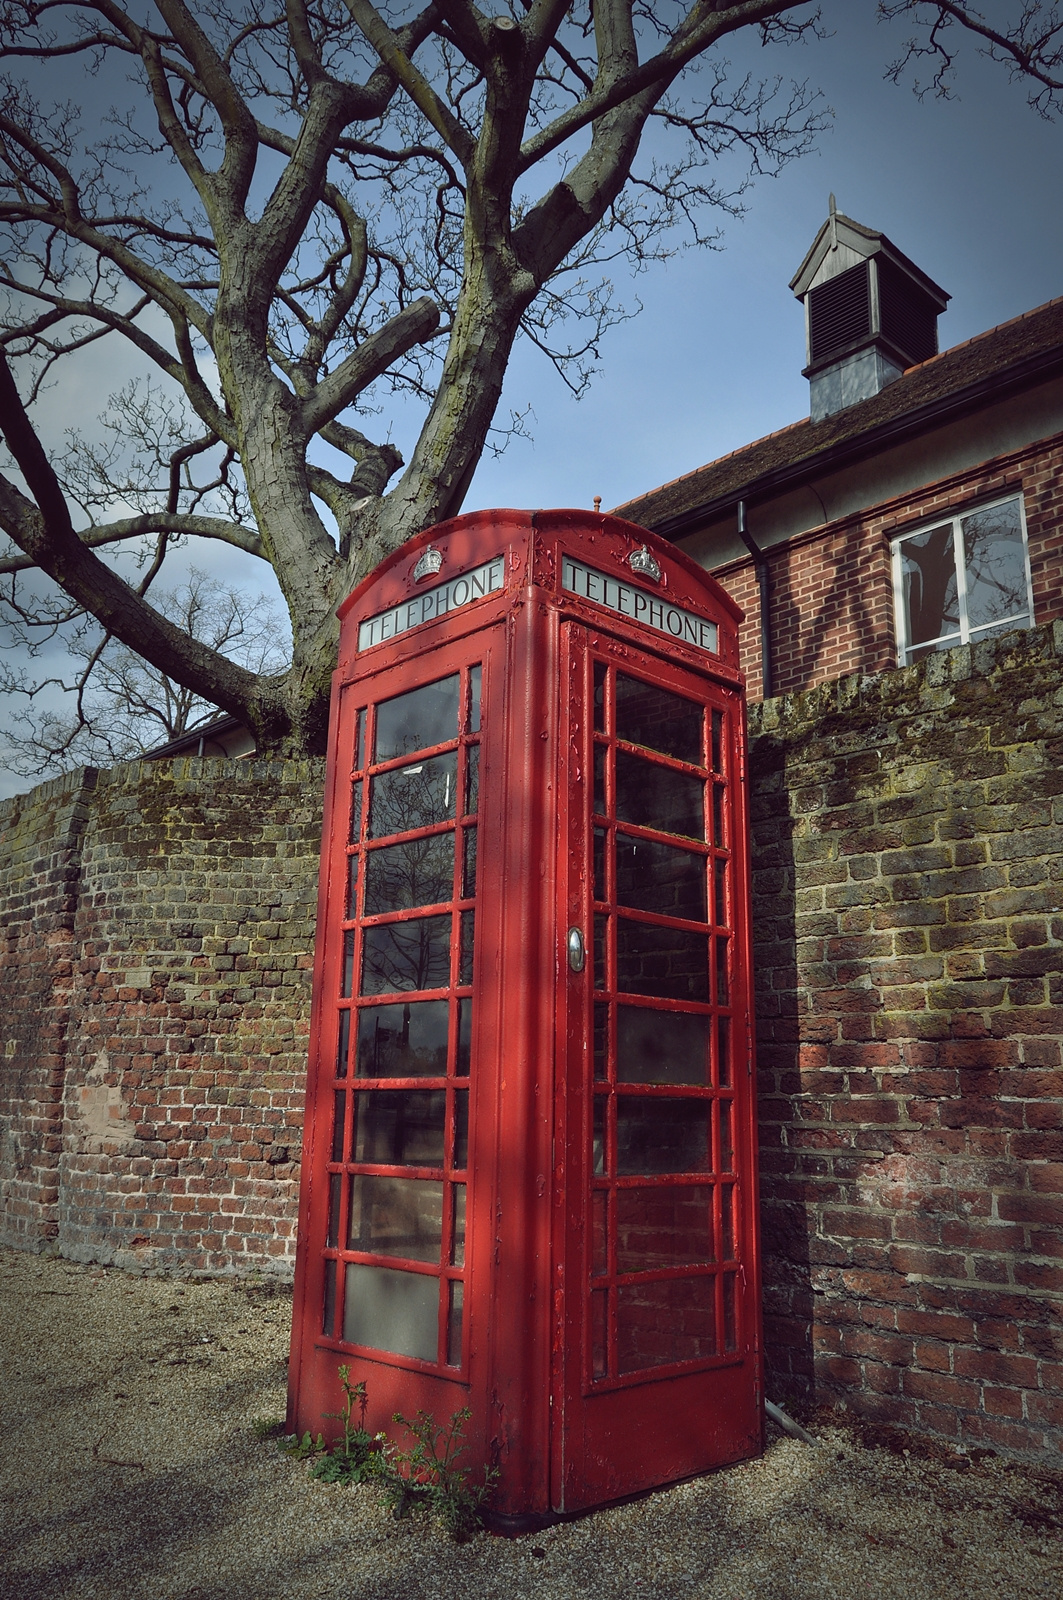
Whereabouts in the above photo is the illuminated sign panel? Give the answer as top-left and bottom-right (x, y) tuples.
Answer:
(561, 556), (718, 653)
(358, 555), (505, 651)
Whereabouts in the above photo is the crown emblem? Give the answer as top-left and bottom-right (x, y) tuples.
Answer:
(413, 545), (444, 582)
(628, 545), (661, 583)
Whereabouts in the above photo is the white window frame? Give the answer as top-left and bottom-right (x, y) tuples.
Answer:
(891, 493), (1035, 667)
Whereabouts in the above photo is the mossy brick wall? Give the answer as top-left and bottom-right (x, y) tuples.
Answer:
(0, 768), (97, 1250)
(748, 619), (1063, 1461)
(2, 626), (1061, 1461)
(5, 757), (326, 1278)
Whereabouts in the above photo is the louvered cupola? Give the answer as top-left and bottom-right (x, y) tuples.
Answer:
(791, 198), (950, 421)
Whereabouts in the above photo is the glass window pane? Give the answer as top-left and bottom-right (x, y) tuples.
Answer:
(343, 1262), (438, 1362)
(617, 1278), (717, 1373)
(616, 1006), (710, 1085)
(593, 827), (607, 902)
(456, 997), (472, 1076)
(464, 744), (479, 815)
(591, 1287), (608, 1378)
(459, 910), (475, 985)
(346, 853), (360, 918)
(593, 662), (607, 732)
(717, 1015), (732, 1089)
(593, 1096), (606, 1175)
(616, 1096), (711, 1174)
(615, 835), (707, 922)
(593, 1002), (609, 1081)
(712, 785), (724, 848)
(711, 709), (723, 774)
(716, 936), (729, 1005)
(356, 1000), (449, 1078)
(447, 1279), (463, 1367)
(723, 1271), (737, 1352)
(327, 1173), (342, 1247)
(616, 1185), (715, 1272)
(364, 834), (454, 915)
(331, 1091), (346, 1162)
(450, 1185), (466, 1266)
(720, 1098), (734, 1173)
(714, 859), (727, 926)
(615, 674), (702, 765)
(467, 665), (482, 734)
(462, 827), (477, 898)
(901, 524), (959, 648)
(721, 1183), (736, 1260)
(962, 500), (1029, 629)
(361, 915), (452, 995)
(353, 1090), (446, 1166)
(336, 1009), (351, 1078)
(592, 1189), (608, 1275)
(616, 919), (709, 1002)
(341, 931), (355, 998)
(593, 914), (608, 991)
(370, 752), (457, 838)
(356, 709), (365, 771)
(323, 1258), (337, 1338)
(375, 675), (460, 761)
(616, 749), (704, 840)
(348, 1174), (443, 1262)
(452, 1089), (468, 1169)
(593, 744), (606, 814)
(349, 783), (363, 844)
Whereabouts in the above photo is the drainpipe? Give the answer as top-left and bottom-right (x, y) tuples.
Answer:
(736, 500), (773, 700)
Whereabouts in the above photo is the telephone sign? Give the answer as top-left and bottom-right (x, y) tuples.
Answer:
(288, 509), (762, 1529)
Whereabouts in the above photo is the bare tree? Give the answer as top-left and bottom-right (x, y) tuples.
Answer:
(0, 3), (832, 762)
(881, 2), (1063, 115)
(1, 567), (289, 772)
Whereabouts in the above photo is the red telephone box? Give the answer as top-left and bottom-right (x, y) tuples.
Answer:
(287, 509), (762, 1527)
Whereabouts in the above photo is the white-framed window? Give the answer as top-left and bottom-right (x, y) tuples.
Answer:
(892, 494), (1034, 666)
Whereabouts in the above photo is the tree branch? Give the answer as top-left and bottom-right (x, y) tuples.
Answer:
(301, 295), (441, 433)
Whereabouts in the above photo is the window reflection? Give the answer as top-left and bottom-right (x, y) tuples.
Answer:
(615, 1185), (715, 1272)
(370, 753), (457, 838)
(375, 675), (459, 761)
(356, 1000), (449, 1077)
(361, 915), (451, 994)
(348, 1174), (443, 1262)
(616, 749), (704, 840)
(617, 1278), (717, 1373)
(616, 1096), (711, 1175)
(363, 834), (454, 914)
(616, 1006), (710, 1085)
(616, 919), (709, 1002)
(615, 674), (702, 765)
(353, 1089), (446, 1166)
(615, 835), (707, 922)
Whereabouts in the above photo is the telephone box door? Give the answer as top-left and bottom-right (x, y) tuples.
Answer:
(553, 623), (761, 1512)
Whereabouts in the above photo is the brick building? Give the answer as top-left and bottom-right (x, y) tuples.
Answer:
(613, 209), (1063, 1458)
(617, 205), (1063, 699)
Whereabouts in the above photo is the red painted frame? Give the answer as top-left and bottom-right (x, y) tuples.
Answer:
(288, 509), (762, 1527)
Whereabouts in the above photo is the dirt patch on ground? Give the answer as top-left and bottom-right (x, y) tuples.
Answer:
(2, 1246), (1060, 1600)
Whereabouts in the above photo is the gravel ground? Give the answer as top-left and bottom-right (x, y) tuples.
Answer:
(2, 1245), (1061, 1600)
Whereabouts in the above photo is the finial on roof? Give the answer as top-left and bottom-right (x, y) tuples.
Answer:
(829, 193), (838, 251)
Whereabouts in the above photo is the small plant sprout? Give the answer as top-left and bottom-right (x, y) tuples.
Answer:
(267, 1367), (496, 1539)
(384, 1404), (498, 1542)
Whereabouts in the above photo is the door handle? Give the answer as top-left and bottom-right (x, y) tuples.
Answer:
(567, 927), (585, 973)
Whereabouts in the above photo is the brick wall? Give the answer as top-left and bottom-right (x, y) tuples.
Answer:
(715, 433), (1063, 703)
(1, 757), (325, 1277)
(749, 619), (1063, 1458)
(0, 768), (97, 1250)
(2, 626), (1060, 1460)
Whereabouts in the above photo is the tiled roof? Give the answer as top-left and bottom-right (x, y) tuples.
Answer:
(614, 295), (1063, 534)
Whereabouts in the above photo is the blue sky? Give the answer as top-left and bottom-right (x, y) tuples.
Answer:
(3, 5), (1063, 799)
